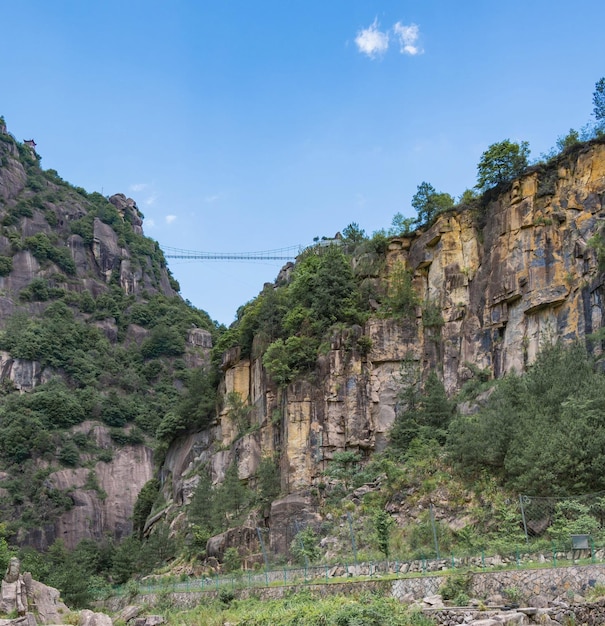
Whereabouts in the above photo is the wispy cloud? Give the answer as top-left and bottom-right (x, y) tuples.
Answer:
(204, 194), (220, 203)
(355, 19), (423, 58)
(165, 215), (177, 224)
(355, 19), (389, 59)
(393, 22), (423, 56)
(130, 183), (148, 192)
(144, 218), (155, 229)
(144, 194), (157, 206)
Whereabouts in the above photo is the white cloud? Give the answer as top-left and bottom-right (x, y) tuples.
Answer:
(144, 218), (155, 229)
(129, 183), (147, 192)
(144, 194), (157, 206)
(355, 19), (389, 59)
(165, 215), (177, 224)
(393, 22), (423, 56)
(204, 194), (220, 203)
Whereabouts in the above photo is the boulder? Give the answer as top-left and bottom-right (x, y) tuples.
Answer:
(0, 559), (27, 617)
(118, 603), (143, 621)
(78, 609), (113, 626)
(132, 617), (164, 626)
(22, 574), (70, 625)
(527, 594), (549, 608)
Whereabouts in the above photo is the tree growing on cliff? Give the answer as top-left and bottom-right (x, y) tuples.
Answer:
(475, 139), (530, 192)
(411, 181), (454, 227)
(593, 77), (605, 130)
(390, 371), (454, 455)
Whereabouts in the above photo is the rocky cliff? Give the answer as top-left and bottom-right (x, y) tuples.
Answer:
(0, 120), (214, 550)
(3, 117), (605, 563)
(159, 140), (605, 555)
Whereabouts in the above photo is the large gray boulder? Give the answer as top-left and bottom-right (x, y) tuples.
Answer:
(23, 574), (70, 625)
(78, 609), (113, 626)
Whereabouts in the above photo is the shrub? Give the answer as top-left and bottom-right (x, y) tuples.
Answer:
(140, 324), (185, 358)
(440, 571), (472, 601)
(0, 255), (12, 276)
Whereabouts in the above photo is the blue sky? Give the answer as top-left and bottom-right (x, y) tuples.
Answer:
(2, 1), (605, 325)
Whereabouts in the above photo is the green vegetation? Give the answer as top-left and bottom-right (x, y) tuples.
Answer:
(593, 76), (605, 131)
(162, 593), (434, 626)
(291, 526), (321, 565)
(390, 367), (454, 455)
(3, 78), (605, 612)
(0, 122), (224, 600)
(384, 262), (418, 319)
(411, 181), (455, 227)
(475, 139), (530, 192)
(447, 341), (605, 494)
(23, 232), (76, 275)
(373, 509), (395, 559)
(220, 243), (375, 388)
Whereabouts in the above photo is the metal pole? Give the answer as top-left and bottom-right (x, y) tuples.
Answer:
(256, 527), (270, 570)
(430, 503), (440, 559)
(294, 521), (310, 570)
(347, 511), (358, 567)
(519, 495), (529, 544)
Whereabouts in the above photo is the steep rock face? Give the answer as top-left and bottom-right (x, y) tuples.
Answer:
(166, 142), (605, 530)
(15, 423), (154, 551)
(0, 124), (212, 549)
(0, 127), (177, 315)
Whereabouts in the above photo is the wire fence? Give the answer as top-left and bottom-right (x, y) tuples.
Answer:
(106, 540), (605, 598)
(102, 490), (605, 598)
(518, 492), (605, 542)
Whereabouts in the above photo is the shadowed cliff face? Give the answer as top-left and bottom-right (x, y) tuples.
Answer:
(161, 142), (605, 534)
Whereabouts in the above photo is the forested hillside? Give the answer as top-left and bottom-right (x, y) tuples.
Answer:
(0, 117), (226, 603)
(3, 105), (605, 609)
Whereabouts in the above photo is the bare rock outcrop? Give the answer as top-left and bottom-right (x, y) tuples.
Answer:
(0, 559), (69, 625)
(48, 434), (154, 549)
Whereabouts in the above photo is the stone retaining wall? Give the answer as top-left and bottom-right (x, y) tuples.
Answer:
(106, 563), (605, 621)
(471, 564), (605, 600)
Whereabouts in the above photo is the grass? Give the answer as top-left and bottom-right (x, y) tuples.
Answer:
(160, 593), (435, 626)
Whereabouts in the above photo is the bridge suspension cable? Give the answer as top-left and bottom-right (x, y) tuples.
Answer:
(162, 244), (305, 262)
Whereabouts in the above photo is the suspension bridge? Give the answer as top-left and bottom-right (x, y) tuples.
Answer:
(162, 243), (310, 262)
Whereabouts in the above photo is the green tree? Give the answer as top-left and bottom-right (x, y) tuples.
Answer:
(0, 525), (17, 574)
(342, 222), (366, 243)
(256, 456), (281, 508)
(384, 262), (418, 318)
(458, 188), (479, 205)
(288, 245), (358, 333)
(0, 256), (13, 276)
(132, 478), (160, 539)
(188, 469), (217, 534)
(176, 366), (218, 433)
(262, 335), (319, 386)
(213, 463), (248, 526)
(448, 342), (605, 494)
(476, 139), (530, 192)
(324, 451), (361, 492)
(373, 509), (395, 559)
(390, 370), (453, 454)
(388, 212), (416, 236)
(411, 182), (454, 227)
(593, 77), (605, 129)
(225, 391), (252, 436)
(556, 128), (580, 152)
(291, 526), (321, 565)
(140, 324), (185, 358)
